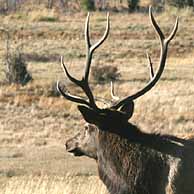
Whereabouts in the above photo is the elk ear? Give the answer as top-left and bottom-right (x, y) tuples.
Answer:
(120, 100), (134, 119)
(78, 106), (101, 125)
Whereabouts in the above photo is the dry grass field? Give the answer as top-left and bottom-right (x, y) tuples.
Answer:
(1, 3), (194, 194)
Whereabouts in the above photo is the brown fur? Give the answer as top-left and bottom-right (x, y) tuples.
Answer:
(66, 122), (194, 194)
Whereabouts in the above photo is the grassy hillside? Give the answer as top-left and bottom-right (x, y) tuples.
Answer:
(0, 5), (194, 193)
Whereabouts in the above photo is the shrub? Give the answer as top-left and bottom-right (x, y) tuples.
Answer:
(5, 51), (32, 85)
(166, 0), (194, 7)
(38, 16), (58, 22)
(92, 65), (120, 84)
(80, 0), (95, 11)
(127, 0), (139, 12)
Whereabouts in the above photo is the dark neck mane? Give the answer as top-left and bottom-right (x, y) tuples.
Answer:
(101, 122), (191, 158)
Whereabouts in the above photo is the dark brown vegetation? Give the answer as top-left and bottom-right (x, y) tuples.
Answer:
(5, 50), (32, 85)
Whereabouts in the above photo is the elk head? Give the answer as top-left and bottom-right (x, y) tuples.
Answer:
(65, 123), (98, 159)
(57, 7), (178, 150)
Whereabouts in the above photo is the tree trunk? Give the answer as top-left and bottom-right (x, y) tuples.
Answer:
(48, 0), (54, 9)
(5, 0), (8, 11)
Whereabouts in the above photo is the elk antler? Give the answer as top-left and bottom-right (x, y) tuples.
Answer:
(57, 7), (178, 113)
(111, 6), (178, 110)
(111, 81), (120, 101)
(57, 13), (110, 110)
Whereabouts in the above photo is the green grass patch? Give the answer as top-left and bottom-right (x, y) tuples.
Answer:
(38, 16), (58, 22)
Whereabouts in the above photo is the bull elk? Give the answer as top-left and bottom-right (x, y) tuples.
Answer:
(57, 7), (194, 194)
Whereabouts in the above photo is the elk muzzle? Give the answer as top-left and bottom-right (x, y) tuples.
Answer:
(65, 138), (85, 157)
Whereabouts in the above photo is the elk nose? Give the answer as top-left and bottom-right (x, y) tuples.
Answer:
(64, 142), (69, 150)
(65, 140), (73, 151)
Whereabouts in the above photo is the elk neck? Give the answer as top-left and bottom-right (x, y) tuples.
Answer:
(99, 120), (186, 158)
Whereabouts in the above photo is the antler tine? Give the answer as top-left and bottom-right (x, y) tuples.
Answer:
(57, 81), (91, 106)
(90, 13), (110, 54)
(85, 13), (91, 51)
(81, 13), (110, 109)
(61, 56), (81, 87)
(111, 81), (120, 101)
(149, 6), (164, 43)
(146, 52), (154, 79)
(166, 16), (179, 43)
(79, 12), (110, 109)
(111, 6), (178, 110)
(150, 6), (179, 44)
(84, 13), (110, 81)
(57, 14), (110, 110)
(57, 56), (90, 106)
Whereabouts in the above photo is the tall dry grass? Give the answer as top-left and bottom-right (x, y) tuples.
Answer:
(1, 175), (108, 194)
